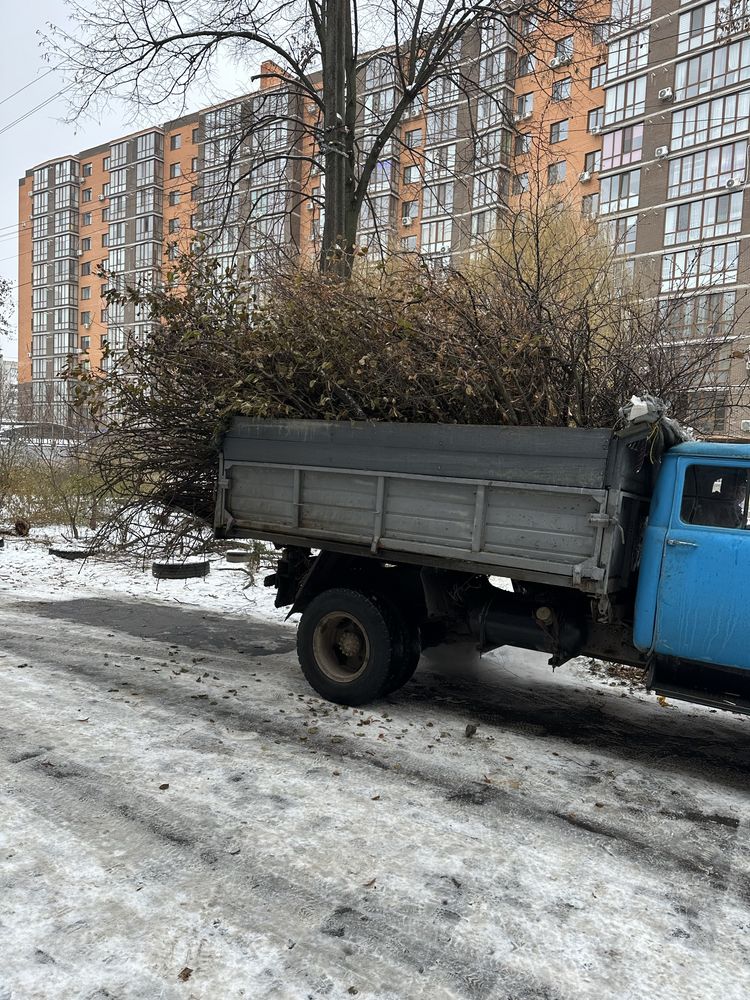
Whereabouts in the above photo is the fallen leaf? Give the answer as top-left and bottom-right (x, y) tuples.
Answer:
(363, 877), (377, 888)
(465, 724), (478, 738)
(159, 783), (169, 791)
(371, 794), (380, 800)
(177, 967), (192, 982)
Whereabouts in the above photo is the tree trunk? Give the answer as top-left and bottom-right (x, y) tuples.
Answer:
(320, 0), (357, 277)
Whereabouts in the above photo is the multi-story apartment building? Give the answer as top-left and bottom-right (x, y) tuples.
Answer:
(20, 4), (748, 431)
(596, 0), (750, 432)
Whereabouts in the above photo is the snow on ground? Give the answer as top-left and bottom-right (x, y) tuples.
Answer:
(0, 529), (286, 621)
(2, 535), (750, 1000)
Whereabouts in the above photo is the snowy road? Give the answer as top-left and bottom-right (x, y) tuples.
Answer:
(2, 582), (750, 999)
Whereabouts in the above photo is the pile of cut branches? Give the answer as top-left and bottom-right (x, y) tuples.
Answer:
(69, 205), (743, 545)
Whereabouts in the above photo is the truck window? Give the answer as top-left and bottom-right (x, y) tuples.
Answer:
(680, 464), (750, 529)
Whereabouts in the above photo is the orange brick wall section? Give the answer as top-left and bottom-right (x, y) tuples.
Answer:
(512, 10), (607, 209)
(79, 148), (111, 375)
(163, 121), (200, 258)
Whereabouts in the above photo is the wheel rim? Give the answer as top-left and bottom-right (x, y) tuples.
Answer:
(312, 611), (371, 683)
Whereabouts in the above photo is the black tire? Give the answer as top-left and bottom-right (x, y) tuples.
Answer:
(296, 588), (403, 705)
(152, 560), (210, 580)
(381, 601), (422, 695)
(49, 547), (98, 560)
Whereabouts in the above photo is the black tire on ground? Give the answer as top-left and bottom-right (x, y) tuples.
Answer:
(296, 588), (404, 705)
(152, 560), (210, 580)
(225, 549), (256, 564)
(49, 547), (98, 560)
(381, 601), (422, 695)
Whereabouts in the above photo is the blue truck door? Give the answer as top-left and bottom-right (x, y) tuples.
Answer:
(653, 458), (750, 669)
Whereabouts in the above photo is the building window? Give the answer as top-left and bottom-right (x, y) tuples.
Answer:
(192, 127), (200, 143)
(169, 163), (182, 179)
(81, 237), (92, 252)
(601, 124), (644, 170)
(402, 199), (419, 222)
(517, 53), (536, 77)
(588, 107), (604, 132)
(80, 335), (91, 350)
(664, 192), (743, 245)
(109, 168), (127, 195)
(672, 89), (750, 151)
(661, 242), (739, 292)
(516, 93), (534, 117)
(169, 190), (181, 206)
(405, 128), (423, 148)
(170, 134), (182, 150)
(423, 182), (454, 218)
(420, 218), (452, 255)
(675, 39), (750, 102)
(403, 164), (419, 184)
(611, 0), (651, 30)
(547, 161), (567, 185)
(604, 76), (646, 125)
(551, 77), (572, 102)
(600, 169), (640, 213)
(668, 140), (747, 198)
(191, 157), (198, 172)
(81, 262), (91, 276)
(401, 235), (417, 251)
(103, 156), (110, 171)
(82, 212), (92, 226)
(550, 120), (569, 143)
(136, 132), (163, 159)
(479, 51), (509, 87)
(602, 214), (638, 253)
(515, 133), (532, 154)
(584, 149), (601, 172)
(426, 108), (457, 143)
(80, 311), (92, 326)
(521, 15), (538, 35)
(592, 21), (610, 44)
(110, 142), (128, 168)
(555, 36), (573, 61)
(81, 286), (91, 300)
(582, 192), (600, 218)
(607, 30), (649, 80)
(514, 172), (529, 194)
(590, 63), (606, 88)
(168, 218), (181, 233)
(678, 3), (718, 54)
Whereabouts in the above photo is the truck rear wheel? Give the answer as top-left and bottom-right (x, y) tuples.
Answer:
(381, 603), (421, 695)
(297, 588), (401, 705)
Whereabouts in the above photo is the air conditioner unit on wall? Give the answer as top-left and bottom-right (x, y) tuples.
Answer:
(402, 216), (413, 226)
(590, 124), (602, 135)
(655, 145), (669, 158)
(726, 177), (743, 188)
(549, 56), (571, 69)
(658, 87), (674, 101)
(98, 194), (107, 202)
(549, 56), (562, 69)
(579, 170), (592, 182)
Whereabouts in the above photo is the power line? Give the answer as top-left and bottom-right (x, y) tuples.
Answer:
(0, 69), (55, 110)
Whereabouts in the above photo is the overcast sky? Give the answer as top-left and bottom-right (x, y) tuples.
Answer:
(0, 0), (252, 361)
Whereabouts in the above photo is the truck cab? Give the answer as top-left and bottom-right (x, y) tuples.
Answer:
(634, 442), (750, 696)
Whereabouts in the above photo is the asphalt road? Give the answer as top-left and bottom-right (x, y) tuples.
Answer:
(2, 594), (750, 1000)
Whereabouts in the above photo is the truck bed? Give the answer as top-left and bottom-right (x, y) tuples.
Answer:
(215, 419), (653, 596)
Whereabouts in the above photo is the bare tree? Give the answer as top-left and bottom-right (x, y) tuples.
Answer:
(48, 0), (601, 276)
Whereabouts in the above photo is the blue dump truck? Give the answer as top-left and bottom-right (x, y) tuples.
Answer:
(214, 413), (750, 714)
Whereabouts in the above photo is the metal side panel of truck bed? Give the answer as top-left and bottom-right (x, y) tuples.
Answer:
(215, 419), (653, 595)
